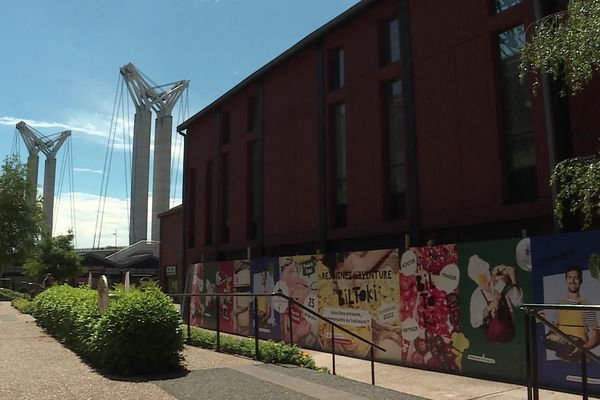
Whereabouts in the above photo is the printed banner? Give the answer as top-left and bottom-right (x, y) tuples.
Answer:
(251, 257), (280, 340)
(318, 250), (400, 360)
(199, 262), (219, 330)
(399, 245), (461, 372)
(217, 261), (235, 333)
(233, 260), (252, 336)
(277, 255), (323, 350)
(457, 238), (531, 382)
(532, 231), (600, 394)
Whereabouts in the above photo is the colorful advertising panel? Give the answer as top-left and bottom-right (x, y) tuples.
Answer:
(233, 260), (251, 336)
(532, 231), (600, 394)
(190, 263), (203, 327)
(456, 238), (532, 382)
(399, 245), (461, 372)
(250, 257), (280, 340)
(200, 262), (219, 330)
(217, 261), (235, 333)
(277, 255), (323, 350)
(318, 250), (400, 361)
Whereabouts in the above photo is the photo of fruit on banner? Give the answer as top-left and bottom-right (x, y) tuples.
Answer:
(276, 255), (324, 350)
(250, 257), (280, 340)
(399, 245), (463, 372)
(318, 250), (400, 361)
(457, 238), (531, 383)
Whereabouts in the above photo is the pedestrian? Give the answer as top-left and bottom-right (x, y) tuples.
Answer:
(42, 273), (55, 289)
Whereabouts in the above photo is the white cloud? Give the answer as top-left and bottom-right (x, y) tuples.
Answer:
(73, 167), (104, 175)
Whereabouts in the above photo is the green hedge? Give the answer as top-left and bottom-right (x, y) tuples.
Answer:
(0, 288), (30, 301)
(185, 326), (327, 372)
(11, 297), (33, 314)
(31, 285), (183, 375)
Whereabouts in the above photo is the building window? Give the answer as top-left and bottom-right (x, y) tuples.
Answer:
(205, 161), (213, 245)
(498, 25), (537, 203)
(382, 18), (401, 65)
(188, 168), (196, 248)
(332, 103), (347, 227)
(220, 153), (230, 243)
(247, 141), (259, 240)
(247, 97), (257, 132)
(330, 48), (345, 91)
(221, 112), (230, 145)
(386, 80), (406, 219)
(494, 0), (521, 13)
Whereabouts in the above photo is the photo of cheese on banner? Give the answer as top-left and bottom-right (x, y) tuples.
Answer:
(318, 250), (399, 359)
(278, 255), (323, 350)
(400, 245), (462, 372)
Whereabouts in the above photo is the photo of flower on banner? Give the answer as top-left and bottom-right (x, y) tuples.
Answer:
(399, 245), (463, 372)
(277, 255), (323, 350)
(318, 250), (400, 360)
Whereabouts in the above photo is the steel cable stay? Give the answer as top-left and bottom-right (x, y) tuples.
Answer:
(68, 137), (77, 247)
(92, 75), (123, 249)
(11, 128), (21, 157)
(171, 87), (188, 205)
(123, 80), (131, 226)
(54, 135), (71, 236)
(97, 80), (124, 248)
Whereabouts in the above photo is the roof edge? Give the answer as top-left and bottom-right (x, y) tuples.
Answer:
(177, 0), (377, 132)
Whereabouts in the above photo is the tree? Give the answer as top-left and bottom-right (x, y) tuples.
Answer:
(24, 231), (82, 282)
(520, 0), (600, 228)
(0, 156), (43, 276)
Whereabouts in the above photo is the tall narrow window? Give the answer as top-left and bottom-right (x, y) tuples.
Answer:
(188, 168), (196, 248)
(220, 154), (230, 243)
(494, 0), (521, 13)
(205, 161), (213, 245)
(333, 103), (347, 227)
(221, 112), (230, 145)
(330, 48), (345, 90)
(247, 97), (257, 132)
(387, 80), (406, 219)
(383, 18), (401, 65)
(247, 141), (259, 240)
(498, 25), (537, 203)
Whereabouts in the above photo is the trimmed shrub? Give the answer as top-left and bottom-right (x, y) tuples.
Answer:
(31, 285), (183, 375)
(94, 288), (183, 375)
(11, 297), (33, 314)
(0, 288), (30, 301)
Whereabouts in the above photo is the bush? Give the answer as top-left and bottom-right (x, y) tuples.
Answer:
(11, 297), (33, 314)
(94, 288), (183, 375)
(185, 326), (327, 372)
(31, 285), (183, 375)
(0, 287), (30, 301)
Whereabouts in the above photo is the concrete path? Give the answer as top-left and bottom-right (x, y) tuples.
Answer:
(0, 300), (595, 399)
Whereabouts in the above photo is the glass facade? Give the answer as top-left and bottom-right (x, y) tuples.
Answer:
(384, 18), (401, 64)
(333, 103), (347, 227)
(495, 0), (522, 13)
(387, 80), (406, 219)
(331, 48), (345, 90)
(221, 153), (230, 242)
(498, 25), (537, 203)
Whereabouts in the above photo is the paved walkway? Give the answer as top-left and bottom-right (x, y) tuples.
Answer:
(0, 301), (592, 399)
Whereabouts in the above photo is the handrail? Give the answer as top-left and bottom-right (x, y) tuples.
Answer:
(521, 303), (600, 400)
(170, 291), (385, 385)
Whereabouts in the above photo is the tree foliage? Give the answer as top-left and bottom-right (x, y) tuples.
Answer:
(521, 0), (600, 95)
(24, 231), (82, 282)
(521, 0), (600, 228)
(0, 156), (43, 272)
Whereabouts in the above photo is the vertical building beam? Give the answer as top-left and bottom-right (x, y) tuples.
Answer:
(256, 82), (265, 256)
(151, 113), (174, 240)
(316, 41), (328, 253)
(179, 129), (189, 295)
(214, 112), (222, 258)
(399, 0), (421, 245)
(129, 109), (152, 244)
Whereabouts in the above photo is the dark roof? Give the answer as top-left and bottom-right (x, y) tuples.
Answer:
(177, 0), (377, 132)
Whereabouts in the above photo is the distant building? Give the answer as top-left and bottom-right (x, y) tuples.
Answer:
(160, 0), (600, 293)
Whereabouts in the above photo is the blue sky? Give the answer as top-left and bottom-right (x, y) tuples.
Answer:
(0, 0), (359, 248)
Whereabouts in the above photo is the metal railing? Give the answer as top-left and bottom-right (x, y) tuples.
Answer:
(521, 303), (600, 400)
(171, 291), (386, 385)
